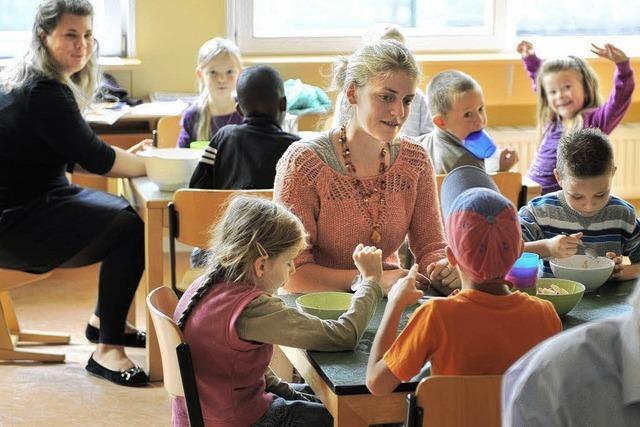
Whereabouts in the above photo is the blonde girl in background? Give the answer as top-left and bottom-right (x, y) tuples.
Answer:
(517, 40), (634, 194)
(173, 196), (385, 427)
(177, 38), (243, 148)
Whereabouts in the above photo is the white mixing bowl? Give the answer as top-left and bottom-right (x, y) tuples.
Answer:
(138, 148), (201, 191)
(549, 255), (615, 293)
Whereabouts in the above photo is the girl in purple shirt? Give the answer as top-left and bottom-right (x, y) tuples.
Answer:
(176, 38), (244, 148)
(517, 41), (634, 194)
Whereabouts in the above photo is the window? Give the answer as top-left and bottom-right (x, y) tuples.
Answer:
(0, 0), (135, 58)
(229, 0), (639, 55)
(229, 0), (507, 54)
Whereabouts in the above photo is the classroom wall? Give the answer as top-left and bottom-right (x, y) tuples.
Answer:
(130, 1), (640, 127)
(132, 0), (227, 98)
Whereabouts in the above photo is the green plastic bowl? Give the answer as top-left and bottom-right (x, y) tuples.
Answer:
(296, 292), (352, 320)
(535, 278), (585, 317)
(189, 140), (209, 150)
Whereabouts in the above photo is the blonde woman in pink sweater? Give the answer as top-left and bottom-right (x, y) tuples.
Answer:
(275, 40), (459, 295)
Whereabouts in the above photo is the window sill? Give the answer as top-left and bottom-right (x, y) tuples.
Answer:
(244, 51), (640, 66)
(0, 57), (141, 71)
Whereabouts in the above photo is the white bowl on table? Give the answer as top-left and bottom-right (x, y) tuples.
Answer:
(137, 148), (201, 191)
(549, 255), (615, 293)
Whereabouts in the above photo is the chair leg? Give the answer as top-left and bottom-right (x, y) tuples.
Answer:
(0, 291), (67, 362)
(0, 291), (70, 344)
(0, 348), (65, 363)
(17, 330), (70, 345)
(0, 292), (19, 334)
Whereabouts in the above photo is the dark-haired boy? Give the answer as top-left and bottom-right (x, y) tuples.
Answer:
(519, 127), (640, 279)
(189, 65), (300, 189)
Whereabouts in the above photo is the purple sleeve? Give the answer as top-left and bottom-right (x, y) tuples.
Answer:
(522, 54), (543, 92)
(583, 60), (635, 134)
(177, 106), (198, 148)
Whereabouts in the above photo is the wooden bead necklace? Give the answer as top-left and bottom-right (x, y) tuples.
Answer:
(338, 124), (388, 244)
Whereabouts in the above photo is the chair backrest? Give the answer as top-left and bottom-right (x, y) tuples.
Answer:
(170, 188), (274, 248)
(147, 286), (204, 427)
(407, 375), (502, 427)
(435, 171), (525, 208)
(156, 115), (182, 148)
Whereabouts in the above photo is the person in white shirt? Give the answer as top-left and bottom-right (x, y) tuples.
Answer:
(502, 282), (640, 426)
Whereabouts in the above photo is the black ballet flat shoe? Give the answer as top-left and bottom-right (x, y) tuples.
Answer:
(85, 324), (146, 348)
(85, 355), (149, 387)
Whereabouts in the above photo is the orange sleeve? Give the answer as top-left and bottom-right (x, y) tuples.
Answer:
(383, 302), (441, 382)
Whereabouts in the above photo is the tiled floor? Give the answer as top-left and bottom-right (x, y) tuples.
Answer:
(0, 253), (191, 426)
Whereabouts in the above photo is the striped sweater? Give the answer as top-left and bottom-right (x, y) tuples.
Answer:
(519, 191), (640, 275)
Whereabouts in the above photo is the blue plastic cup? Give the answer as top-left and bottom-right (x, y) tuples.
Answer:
(464, 129), (497, 159)
(506, 252), (540, 294)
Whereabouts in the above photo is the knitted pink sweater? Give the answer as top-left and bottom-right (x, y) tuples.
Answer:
(274, 133), (447, 277)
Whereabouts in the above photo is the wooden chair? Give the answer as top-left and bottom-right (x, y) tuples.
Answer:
(156, 115), (182, 148)
(436, 171), (527, 208)
(0, 269), (70, 362)
(147, 286), (204, 427)
(168, 189), (274, 296)
(405, 375), (502, 427)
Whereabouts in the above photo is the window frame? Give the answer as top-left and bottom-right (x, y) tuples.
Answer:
(227, 0), (510, 55)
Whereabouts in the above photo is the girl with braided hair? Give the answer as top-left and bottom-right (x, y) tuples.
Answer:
(172, 196), (386, 427)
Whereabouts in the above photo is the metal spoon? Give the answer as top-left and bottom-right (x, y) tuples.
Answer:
(561, 233), (597, 259)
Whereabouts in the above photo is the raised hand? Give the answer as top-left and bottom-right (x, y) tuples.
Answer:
(516, 40), (535, 58)
(591, 43), (628, 64)
(352, 243), (383, 283)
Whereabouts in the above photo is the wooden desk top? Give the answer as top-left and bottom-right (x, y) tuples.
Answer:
(279, 279), (635, 396)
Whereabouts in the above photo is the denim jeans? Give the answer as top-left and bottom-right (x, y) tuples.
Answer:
(252, 384), (332, 427)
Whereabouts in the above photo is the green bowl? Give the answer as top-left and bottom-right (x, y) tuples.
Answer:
(535, 278), (585, 317)
(189, 140), (209, 150)
(296, 292), (352, 320)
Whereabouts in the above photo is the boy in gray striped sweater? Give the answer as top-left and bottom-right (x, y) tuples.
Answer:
(518, 128), (640, 279)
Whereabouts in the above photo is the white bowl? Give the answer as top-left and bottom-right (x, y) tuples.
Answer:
(138, 148), (201, 191)
(549, 255), (615, 293)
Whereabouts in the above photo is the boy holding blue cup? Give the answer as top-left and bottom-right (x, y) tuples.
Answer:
(421, 70), (518, 174)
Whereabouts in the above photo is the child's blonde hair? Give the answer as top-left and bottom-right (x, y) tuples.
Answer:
(535, 56), (602, 140)
(176, 196), (306, 329)
(194, 37), (243, 141)
(426, 70), (482, 116)
(332, 39), (420, 126)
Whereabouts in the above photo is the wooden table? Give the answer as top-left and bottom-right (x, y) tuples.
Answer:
(278, 279), (636, 427)
(120, 176), (173, 381)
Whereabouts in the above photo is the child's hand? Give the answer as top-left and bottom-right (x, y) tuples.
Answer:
(546, 232), (583, 258)
(591, 43), (628, 64)
(516, 40), (535, 58)
(387, 264), (423, 308)
(352, 243), (383, 283)
(499, 147), (519, 171)
(426, 258), (461, 294)
(606, 251), (624, 279)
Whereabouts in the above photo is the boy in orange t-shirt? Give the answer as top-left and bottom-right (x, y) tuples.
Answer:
(366, 166), (562, 395)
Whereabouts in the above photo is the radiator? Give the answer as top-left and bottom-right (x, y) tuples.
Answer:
(488, 123), (640, 199)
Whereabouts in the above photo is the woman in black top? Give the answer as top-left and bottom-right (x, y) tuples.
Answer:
(0, 0), (148, 386)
